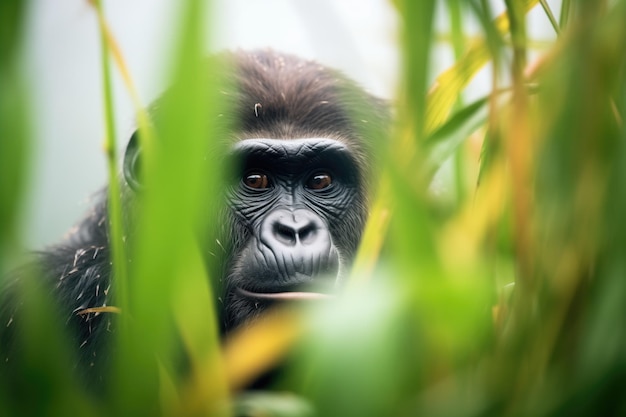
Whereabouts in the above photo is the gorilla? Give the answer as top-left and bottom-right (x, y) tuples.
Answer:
(0, 50), (389, 387)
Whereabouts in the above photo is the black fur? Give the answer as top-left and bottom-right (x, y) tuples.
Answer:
(0, 49), (389, 389)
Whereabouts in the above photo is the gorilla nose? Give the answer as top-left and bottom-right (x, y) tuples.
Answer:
(264, 209), (326, 248)
(260, 208), (339, 284)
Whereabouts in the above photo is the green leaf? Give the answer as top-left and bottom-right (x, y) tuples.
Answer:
(422, 92), (508, 179)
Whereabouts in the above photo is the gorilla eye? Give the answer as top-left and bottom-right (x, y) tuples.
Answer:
(306, 172), (333, 190)
(243, 172), (270, 189)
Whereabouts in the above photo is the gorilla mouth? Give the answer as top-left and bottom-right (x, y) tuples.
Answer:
(236, 287), (334, 301)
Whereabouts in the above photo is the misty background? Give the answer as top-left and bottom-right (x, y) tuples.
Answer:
(18, 0), (556, 248)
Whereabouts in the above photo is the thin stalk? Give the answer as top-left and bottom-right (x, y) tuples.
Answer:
(505, 0), (533, 283)
(539, 0), (561, 34)
(98, 18), (156, 163)
(446, 0), (467, 205)
(559, 0), (571, 28)
(447, 0), (465, 60)
(92, 0), (129, 327)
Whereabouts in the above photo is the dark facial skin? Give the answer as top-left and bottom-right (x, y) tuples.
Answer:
(222, 137), (363, 328)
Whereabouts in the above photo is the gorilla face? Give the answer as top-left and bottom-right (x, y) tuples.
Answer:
(222, 137), (367, 328)
(121, 50), (388, 333)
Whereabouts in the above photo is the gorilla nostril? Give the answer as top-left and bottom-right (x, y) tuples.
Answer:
(274, 222), (297, 246)
(298, 223), (317, 244)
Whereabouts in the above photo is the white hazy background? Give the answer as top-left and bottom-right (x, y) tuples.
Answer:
(20, 0), (558, 248)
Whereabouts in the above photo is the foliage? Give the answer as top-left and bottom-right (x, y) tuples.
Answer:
(1, 0), (625, 415)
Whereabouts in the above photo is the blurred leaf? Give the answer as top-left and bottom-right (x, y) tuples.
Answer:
(426, 0), (539, 134)
(446, 0), (466, 60)
(489, 2), (626, 415)
(3, 272), (98, 417)
(354, 1), (541, 287)
(362, 1), (438, 294)
(296, 285), (418, 417)
(394, 0), (437, 144)
(107, 0), (227, 414)
(349, 180), (392, 286)
(172, 237), (228, 416)
(422, 91), (509, 179)
(0, 0), (30, 264)
(223, 308), (302, 392)
(233, 392), (314, 417)
(559, 0), (572, 28)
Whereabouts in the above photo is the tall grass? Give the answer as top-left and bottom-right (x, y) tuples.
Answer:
(1, 0), (625, 415)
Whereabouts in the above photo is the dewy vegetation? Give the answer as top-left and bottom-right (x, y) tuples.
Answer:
(1, 0), (626, 415)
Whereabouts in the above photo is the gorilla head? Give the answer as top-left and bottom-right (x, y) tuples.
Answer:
(0, 50), (389, 383)
(124, 50), (389, 331)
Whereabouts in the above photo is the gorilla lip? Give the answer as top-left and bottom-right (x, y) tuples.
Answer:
(236, 287), (333, 301)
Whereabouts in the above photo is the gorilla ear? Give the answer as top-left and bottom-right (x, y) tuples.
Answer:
(123, 131), (142, 191)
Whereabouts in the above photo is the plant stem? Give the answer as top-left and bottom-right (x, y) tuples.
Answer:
(93, 0), (128, 326)
(539, 0), (561, 34)
(559, 0), (571, 28)
(446, 0), (467, 206)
